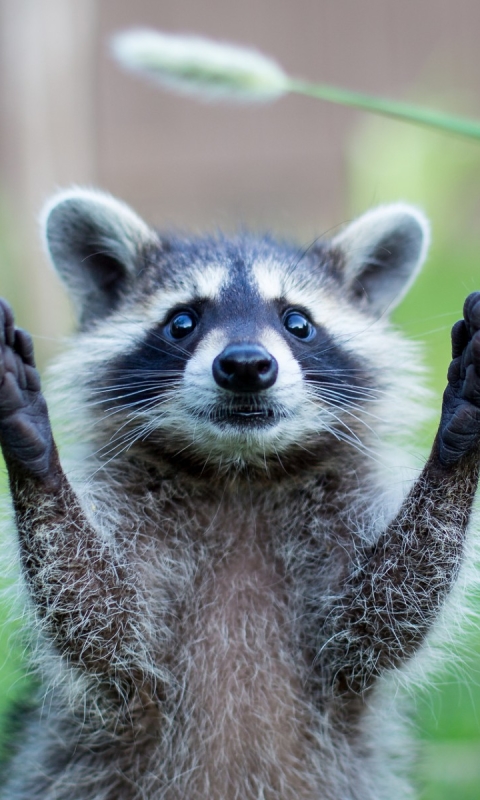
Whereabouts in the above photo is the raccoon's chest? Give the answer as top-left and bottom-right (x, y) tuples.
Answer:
(170, 544), (319, 799)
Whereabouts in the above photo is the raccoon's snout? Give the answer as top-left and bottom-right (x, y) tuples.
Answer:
(212, 343), (278, 393)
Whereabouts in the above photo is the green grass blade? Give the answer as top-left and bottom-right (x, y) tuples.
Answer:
(289, 79), (480, 141)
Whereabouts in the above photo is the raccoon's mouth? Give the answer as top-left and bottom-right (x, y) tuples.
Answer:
(208, 405), (278, 427)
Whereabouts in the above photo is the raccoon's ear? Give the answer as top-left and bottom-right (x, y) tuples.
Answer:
(41, 188), (159, 325)
(331, 204), (430, 315)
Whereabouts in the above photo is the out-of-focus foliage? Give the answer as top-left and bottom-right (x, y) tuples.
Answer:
(349, 114), (480, 398)
(348, 113), (480, 799)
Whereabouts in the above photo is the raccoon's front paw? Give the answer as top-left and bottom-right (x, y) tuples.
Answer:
(438, 292), (480, 466)
(0, 299), (55, 480)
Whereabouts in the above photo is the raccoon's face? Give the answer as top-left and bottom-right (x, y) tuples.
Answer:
(42, 190), (429, 471)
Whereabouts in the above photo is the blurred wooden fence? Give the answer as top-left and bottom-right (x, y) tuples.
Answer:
(1, 0), (480, 362)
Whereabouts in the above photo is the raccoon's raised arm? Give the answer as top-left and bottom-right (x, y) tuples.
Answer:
(0, 192), (164, 682)
(320, 293), (480, 694)
(0, 302), (154, 681)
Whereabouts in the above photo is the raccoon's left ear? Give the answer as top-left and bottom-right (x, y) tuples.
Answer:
(41, 188), (159, 326)
(331, 204), (430, 315)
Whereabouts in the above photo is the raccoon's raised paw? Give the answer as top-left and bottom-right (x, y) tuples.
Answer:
(0, 299), (55, 481)
(438, 292), (480, 466)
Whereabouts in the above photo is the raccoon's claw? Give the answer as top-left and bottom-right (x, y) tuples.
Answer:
(438, 292), (480, 466)
(0, 299), (55, 481)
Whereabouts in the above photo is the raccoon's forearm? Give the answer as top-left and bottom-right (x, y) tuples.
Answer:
(321, 296), (480, 693)
(10, 453), (148, 681)
(0, 300), (153, 683)
(325, 442), (479, 694)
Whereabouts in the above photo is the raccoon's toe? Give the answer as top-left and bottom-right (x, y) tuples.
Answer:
(438, 293), (480, 466)
(0, 300), (54, 480)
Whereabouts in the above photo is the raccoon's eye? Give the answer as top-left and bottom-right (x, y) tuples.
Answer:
(167, 311), (197, 339)
(283, 311), (315, 340)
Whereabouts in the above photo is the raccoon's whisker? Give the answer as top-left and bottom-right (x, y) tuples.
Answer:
(90, 380), (176, 394)
(309, 393), (382, 414)
(316, 408), (364, 447)
(296, 309), (409, 360)
(99, 394), (177, 419)
(102, 414), (161, 454)
(296, 359), (368, 372)
(85, 395), (176, 417)
(271, 443), (289, 475)
(296, 354), (367, 373)
(146, 328), (193, 359)
(295, 353), (390, 375)
(331, 404), (387, 428)
(305, 388), (385, 437)
(291, 223), (347, 263)
(119, 312), (193, 360)
(330, 406), (383, 439)
(171, 438), (201, 461)
(281, 224), (347, 286)
(310, 396), (384, 426)
(304, 382), (371, 407)
(304, 381), (384, 403)
(306, 387), (386, 419)
(97, 398), (177, 445)
(92, 433), (139, 465)
(89, 388), (177, 415)
(85, 387), (179, 409)
(304, 382), (391, 413)
(337, 429), (384, 464)
(87, 385), (180, 407)
(92, 425), (153, 472)
(78, 403), (177, 448)
(100, 381), (181, 396)
(91, 370), (186, 388)
(283, 235), (325, 280)
(303, 395), (382, 463)
(324, 423), (383, 464)
(308, 379), (383, 394)
(300, 362), (400, 380)
(98, 377), (185, 390)
(107, 394), (178, 425)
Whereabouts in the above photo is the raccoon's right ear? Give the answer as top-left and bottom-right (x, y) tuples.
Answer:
(41, 188), (159, 326)
(331, 204), (430, 315)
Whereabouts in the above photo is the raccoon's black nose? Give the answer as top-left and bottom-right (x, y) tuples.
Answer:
(212, 343), (278, 392)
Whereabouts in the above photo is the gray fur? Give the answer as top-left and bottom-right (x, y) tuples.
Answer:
(0, 190), (477, 800)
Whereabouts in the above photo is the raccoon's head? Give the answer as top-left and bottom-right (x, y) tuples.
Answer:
(42, 189), (429, 474)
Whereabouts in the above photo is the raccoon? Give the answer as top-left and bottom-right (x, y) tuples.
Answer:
(0, 188), (479, 800)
